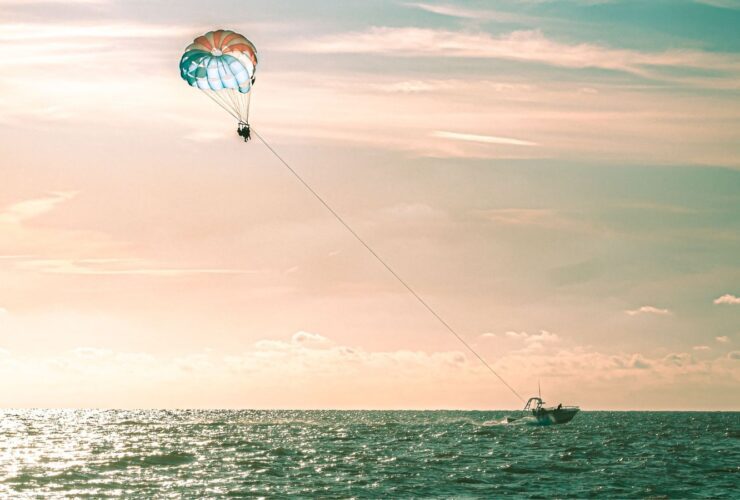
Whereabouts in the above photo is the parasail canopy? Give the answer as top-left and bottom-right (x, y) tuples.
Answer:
(179, 29), (258, 123)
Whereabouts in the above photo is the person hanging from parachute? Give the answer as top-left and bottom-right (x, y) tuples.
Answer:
(237, 121), (251, 142)
(179, 29), (258, 142)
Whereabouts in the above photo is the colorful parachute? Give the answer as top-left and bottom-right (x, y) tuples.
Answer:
(179, 29), (258, 123)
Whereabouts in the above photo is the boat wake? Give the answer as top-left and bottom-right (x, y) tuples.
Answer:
(482, 416), (539, 427)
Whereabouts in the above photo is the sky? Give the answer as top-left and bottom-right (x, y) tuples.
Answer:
(0, 0), (738, 410)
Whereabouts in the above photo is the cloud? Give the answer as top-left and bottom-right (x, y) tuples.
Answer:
(0, 23), (192, 43)
(13, 258), (264, 276)
(293, 27), (740, 81)
(625, 305), (671, 316)
(405, 2), (485, 19)
(480, 332), (497, 338)
(664, 352), (693, 367)
(716, 336), (730, 343)
(432, 130), (538, 147)
(291, 331), (331, 345)
(249, 332), (471, 375)
(478, 208), (557, 226)
(72, 347), (113, 359)
(630, 354), (651, 369)
(693, 345), (710, 351)
(373, 80), (455, 93)
(0, 330), (738, 408)
(405, 2), (538, 23)
(713, 294), (740, 305)
(504, 330), (560, 350)
(0, 191), (78, 224)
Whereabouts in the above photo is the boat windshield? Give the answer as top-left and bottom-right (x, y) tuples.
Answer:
(523, 397), (544, 411)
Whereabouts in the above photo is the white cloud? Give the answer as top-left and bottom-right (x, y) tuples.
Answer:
(0, 331), (737, 408)
(716, 336), (730, 343)
(693, 345), (711, 351)
(625, 305), (671, 316)
(0, 191), (78, 224)
(713, 294), (740, 305)
(405, 2), (537, 23)
(291, 331), (331, 345)
(72, 347), (113, 359)
(504, 330), (560, 347)
(373, 80), (454, 93)
(293, 27), (740, 81)
(0, 23), (193, 43)
(478, 208), (557, 226)
(433, 130), (538, 147)
(14, 258), (263, 276)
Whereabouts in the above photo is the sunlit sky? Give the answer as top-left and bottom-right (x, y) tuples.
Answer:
(1, 0), (739, 409)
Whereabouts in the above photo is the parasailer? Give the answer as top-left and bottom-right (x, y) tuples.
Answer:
(237, 122), (251, 142)
(179, 29), (258, 141)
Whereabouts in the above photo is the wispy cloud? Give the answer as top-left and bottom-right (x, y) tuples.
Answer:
(504, 330), (560, 349)
(433, 130), (538, 146)
(405, 2), (537, 23)
(618, 201), (698, 214)
(716, 336), (730, 343)
(0, 23), (192, 42)
(0, 191), (77, 224)
(291, 331), (331, 345)
(478, 208), (556, 226)
(625, 306), (671, 316)
(14, 258), (264, 276)
(713, 294), (740, 305)
(293, 27), (740, 82)
(473, 209), (600, 235)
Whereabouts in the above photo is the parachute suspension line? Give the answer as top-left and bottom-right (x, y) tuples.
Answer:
(223, 88), (235, 110)
(243, 91), (252, 124)
(230, 92), (241, 121)
(202, 90), (239, 121)
(252, 129), (526, 404)
(205, 60), (251, 123)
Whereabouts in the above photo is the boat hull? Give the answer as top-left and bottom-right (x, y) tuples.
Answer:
(533, 407), (579, 425)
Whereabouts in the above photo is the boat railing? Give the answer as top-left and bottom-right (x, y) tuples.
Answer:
(523, 397), (544, 411)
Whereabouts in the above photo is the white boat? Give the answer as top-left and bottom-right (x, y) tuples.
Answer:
(506, 397), (579, 425)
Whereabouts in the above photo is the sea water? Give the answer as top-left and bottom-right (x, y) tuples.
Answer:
(0, 410), (737, 498)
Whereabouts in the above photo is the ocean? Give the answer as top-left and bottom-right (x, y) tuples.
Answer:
(0, 410), (737, 498)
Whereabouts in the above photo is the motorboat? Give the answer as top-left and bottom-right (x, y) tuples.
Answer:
(526, 397), (579, 424)
(506, 397), (580, 425)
